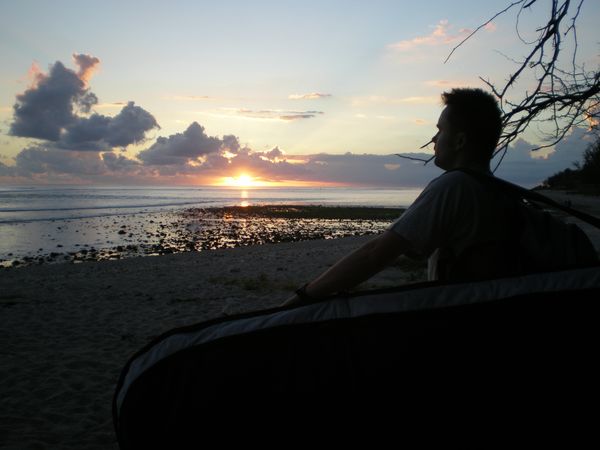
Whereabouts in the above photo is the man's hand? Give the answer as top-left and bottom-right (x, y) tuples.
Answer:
(279, 231), (410, 308)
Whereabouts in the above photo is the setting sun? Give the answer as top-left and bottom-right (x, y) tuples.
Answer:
(212, 173), (347, 188)
(219, 173), (263, 187)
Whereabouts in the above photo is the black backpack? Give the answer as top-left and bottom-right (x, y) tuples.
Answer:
(445, 169), (599, 280)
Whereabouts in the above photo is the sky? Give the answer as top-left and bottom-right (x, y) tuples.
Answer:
(0, 0), (599, 188)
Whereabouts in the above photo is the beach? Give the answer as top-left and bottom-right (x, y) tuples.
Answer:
(1, 191), (599, 450)
(0, 205), (425, 450)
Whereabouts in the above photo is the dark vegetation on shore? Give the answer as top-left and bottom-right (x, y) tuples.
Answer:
(540, 137), (600, 194)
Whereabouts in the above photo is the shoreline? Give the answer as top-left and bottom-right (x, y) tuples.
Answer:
(0, 204), (404, 269)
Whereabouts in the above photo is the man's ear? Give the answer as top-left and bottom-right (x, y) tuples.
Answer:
(454, 131), (467, 151)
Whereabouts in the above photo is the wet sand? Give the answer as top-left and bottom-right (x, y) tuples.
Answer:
(1, 205), (403, 268)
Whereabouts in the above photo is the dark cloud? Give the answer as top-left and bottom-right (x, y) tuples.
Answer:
(60, 102), (159, 151)
(103, 102), (159, 147)
(59, 114), (112, 150)
(221, 134), (241, 154)
(10, 61), (92, 140)
(40, 101), (160, 152)
(4, 145), (148, 181)
(6, 138), (591, 187)
(13, 146), (106, 176)
(220, 148), (309, 181)
(9, 57), (158, 151)
(0, 161), (14, 176)
(136, 122), (221, 165)
(279, 114), (317, 121)
(302, 153), (442, 186)
(495, 127), (593, 186)
(264, 146), (283, 160)
(102, 151), (142, 172)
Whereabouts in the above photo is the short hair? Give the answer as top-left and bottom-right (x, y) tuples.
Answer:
(441, 88), (502, 162)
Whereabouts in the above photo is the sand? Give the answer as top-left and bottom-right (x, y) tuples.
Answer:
(0, 234), (424, 450)
(1, 190), (599, 450)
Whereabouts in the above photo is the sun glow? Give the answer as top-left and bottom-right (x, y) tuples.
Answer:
(213, 172), (348, 188)
(218, 173), (264, 187)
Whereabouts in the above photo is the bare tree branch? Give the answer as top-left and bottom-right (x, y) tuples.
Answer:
(446, 0), (600, 172)
(444, 1), (524, 64)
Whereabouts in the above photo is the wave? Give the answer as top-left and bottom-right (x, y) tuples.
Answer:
(0, 199), (217, 213)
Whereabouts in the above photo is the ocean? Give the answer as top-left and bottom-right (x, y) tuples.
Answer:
(0, 185), (422, 265)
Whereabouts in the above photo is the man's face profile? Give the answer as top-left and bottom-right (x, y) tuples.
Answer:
(432, 106), (459, 170)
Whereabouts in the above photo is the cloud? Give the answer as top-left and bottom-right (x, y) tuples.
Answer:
(4, 129), (595, 187)
(136, 122), (221, 165)
(10, 60), (96, 140)
(221, 134), (241, 154)
(96, 101), (158, 147)
(288, 93), (332, 100)
(59, 102), (159, 151)
(264, 146), (283, 160)
(425, 80), (473, 88)
(351, 95), (439, 107)
(299, 153), (442, 186)
(219, 147), (309, 181)
(0, 161), (14, 176)
(102, 151), (142, 172)
(72, 53), (100, 83)
(389, 20), (471, 52)
(9, 56), (159, 151)
(585, 103), (599, 129)
(164, 95), (213, 101)
(279, 114), (319, 121)
(494, 127), (593, 186)
(231, 108), (324, 121)
(12, 145), (107, 176)
(484, 22), (497, 33)
(94, 102), (128, 109)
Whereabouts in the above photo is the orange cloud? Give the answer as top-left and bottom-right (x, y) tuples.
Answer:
(26, 61), (44, 89)
(73, 53), (100, 84)
(585, 103), (599, 129)
(484, 22), (497, 33)
(389, 20), (471, 52)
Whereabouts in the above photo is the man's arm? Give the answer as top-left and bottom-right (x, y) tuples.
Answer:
(283, 230), (412, 306)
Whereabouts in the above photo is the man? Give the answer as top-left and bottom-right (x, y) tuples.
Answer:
(284, 88), (513, 306)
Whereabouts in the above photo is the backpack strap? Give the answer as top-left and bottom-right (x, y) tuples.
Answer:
(454, 168), (600, 230)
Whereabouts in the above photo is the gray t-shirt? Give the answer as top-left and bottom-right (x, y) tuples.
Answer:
(388, 171), (518, 280)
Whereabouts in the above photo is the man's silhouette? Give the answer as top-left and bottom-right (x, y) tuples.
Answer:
(285, 88), (522, 305)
